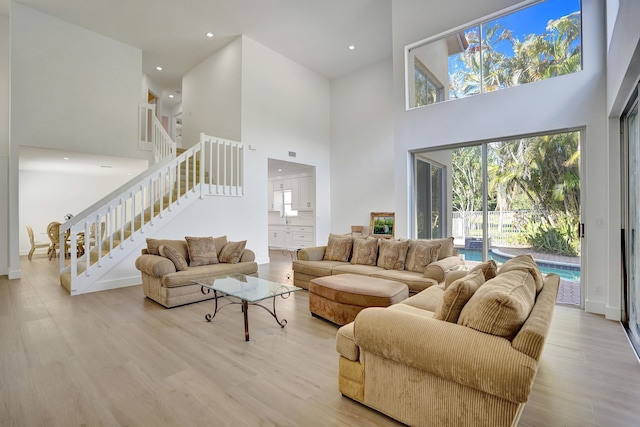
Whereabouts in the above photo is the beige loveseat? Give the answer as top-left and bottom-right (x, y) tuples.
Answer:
(135, 236), (258, 308)
(293, 235), (464, 293)
(336, 255), (560, 427)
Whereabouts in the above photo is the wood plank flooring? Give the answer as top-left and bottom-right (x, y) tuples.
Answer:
(1, 250), (639, 426)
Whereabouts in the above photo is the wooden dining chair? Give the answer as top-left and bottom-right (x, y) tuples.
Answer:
(26, 224), (51, 260)
(47, 221), (62, 260)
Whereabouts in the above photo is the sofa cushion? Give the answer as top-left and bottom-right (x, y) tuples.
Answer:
(429, 237), (456, 260)
(336, 322), (359, 361)
(458, 269), (537, 339)
(161, 262), (258, 288)
(185, 236), (219, 267)
(401, 284), (444, 311)
(219, 240), (247, 264)
(498, 254), (544, 292)
(371, 270), (438, 294)
(146, 238), (189, 261)
(377, 239), (410, 271)
(293, 260), (350, 277)
(324, 234), (353, 262)
(333, 264), (385, 276)
(159, 245), (189, 271)
(350, 236), (379, 266)
(405, 240), (441, 273)
(434, 269), (486, 323)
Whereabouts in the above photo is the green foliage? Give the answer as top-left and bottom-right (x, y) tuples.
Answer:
(523, 213), (580, 256)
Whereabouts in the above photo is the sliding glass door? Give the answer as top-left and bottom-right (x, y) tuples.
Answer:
(413, 130), (582, 305)
(622, 94), (640, 355)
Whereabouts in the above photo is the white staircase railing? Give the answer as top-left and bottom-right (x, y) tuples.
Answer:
(60, 134), (244, 295)
(139, 103), (177, 163)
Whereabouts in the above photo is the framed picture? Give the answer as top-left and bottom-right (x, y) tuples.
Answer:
(370, 212), (395, 238)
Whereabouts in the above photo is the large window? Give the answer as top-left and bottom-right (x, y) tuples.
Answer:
(406, 0), (582, 109)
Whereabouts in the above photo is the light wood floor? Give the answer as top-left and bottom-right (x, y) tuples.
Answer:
(2, 250), (640, 426)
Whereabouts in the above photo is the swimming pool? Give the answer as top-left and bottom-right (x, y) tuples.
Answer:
(458, 248), (581, 282)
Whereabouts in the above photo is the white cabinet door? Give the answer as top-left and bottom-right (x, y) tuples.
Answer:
(291, 178), (300, 210)
(298, 176), (314, 210)
(273, 190), (283, 214)
(268, 226), (285, 248)
(274, 179), (291, 190)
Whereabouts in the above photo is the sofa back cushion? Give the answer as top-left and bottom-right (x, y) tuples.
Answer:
(185, 236), (220, 267)
(458, 269), (536, 339)
(350, 236), (379, 266)
(434, 269), (485, 323)
(427, 237), (455, 260)
(468, 260), (499, 282)
(377, 239), (410, 271)
(219, 240), (247, 264)
(146, 238), (189, 261)
(498, 254), (544, 293)
(405, 240), (441, 273)
(324, 234), (353, 262)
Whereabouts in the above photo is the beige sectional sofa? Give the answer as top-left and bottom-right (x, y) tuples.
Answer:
(293, 235), (464, 293)
(135, 236), (258, 308)
(336, 255), (560, 427)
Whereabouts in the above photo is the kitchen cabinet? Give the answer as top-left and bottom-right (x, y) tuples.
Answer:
(274, 179), (291, 190)
(268, 226), (285, 248)
(291, 176), (314, 210)
(268, 181), (275, 210)
(289, 225), (314, 248)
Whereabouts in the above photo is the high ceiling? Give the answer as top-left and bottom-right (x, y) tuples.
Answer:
(9, 0), (392, 94)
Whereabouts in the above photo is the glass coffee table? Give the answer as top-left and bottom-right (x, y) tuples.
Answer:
(194, 274), (302, 341)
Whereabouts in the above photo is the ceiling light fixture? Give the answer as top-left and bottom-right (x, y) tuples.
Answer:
(348, 45), (356, 50)
(169, 94), (174, 98)
(63, 157), (69, 160)
(206, 32), (214, 38)
(156, 66), (163, 71)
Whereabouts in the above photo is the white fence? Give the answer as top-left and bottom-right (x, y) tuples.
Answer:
(452, 210), (527, 246)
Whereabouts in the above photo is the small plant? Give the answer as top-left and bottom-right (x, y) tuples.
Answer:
(523, 213), (580, 256)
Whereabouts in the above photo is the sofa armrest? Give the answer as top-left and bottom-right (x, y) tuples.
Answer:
(240, 249), (256, 262)
(353, 307), (538, 403)
(297, 246), (327, 261)
(135, 254), (177, 278)
(423, 256), (465, 282)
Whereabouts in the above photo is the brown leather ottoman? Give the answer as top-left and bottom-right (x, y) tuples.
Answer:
(309, 274), (409, 325)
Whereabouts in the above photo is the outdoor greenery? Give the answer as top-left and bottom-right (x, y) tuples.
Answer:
(450, 10), (582, 256)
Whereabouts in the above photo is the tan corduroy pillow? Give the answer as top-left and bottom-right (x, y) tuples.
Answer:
(468, 259), (499, 281)
(427, 237), (455, 260)
(324, 234), (353, 262)
(498, 254), (544, 293)
(377, 239), (410, 271)
(185, 236), (219, 267)
(458, 269), (536, 339)
(434, 269), (485, 323)
(405, 240), (441, 273)
(159, 244), (189, 271)
(219, 240), (247, 264)
(146, 238), (189, 261)
(350, 236), (378, 265)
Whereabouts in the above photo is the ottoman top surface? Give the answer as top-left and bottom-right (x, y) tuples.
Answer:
(310, 274), (408, 297)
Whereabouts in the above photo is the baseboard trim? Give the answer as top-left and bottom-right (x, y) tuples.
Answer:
(584, 298), (606, 315)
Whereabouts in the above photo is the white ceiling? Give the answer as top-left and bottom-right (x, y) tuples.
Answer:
(10, 0), (392, 93)
(19, 146), (149, 177)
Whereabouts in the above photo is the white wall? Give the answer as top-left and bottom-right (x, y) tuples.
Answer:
(18, 165), (147, 256)
(391, 0), (614, 317)
(181, 37), (242, 146)
(11, 2), (144, 159)
(0, 13), (9, 275)
(241, 36), (331, 250)
(330, 58), (394, 235)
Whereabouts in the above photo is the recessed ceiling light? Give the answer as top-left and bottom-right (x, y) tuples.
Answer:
(348, 45), (356, 50)
(278, 169), (283, 172)
(156, 66), (163, 71)
(63, 157), (69, 160)
(169, 94), (174, 99)
(206, 32), (214, 38)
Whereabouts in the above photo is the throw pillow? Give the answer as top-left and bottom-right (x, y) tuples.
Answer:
(377, 239), (410, 271)
(159, 245), (189, 271)
(405, 240), (441, 273)
(323, 234), (353, 262)
(469, 260), (499, 281)
(458, 269), (537, 339)
(434, 269), (485, 323)
(219, 240), (247, 264)
(185, 236), (219, 267)
(350, 236), (379, 265)
(498, 254), (544, 293)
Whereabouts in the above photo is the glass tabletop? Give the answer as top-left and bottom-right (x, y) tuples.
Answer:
(193, 274), (302, 303)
